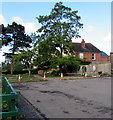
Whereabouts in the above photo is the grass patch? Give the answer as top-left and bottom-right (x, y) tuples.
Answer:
(64, 75), (84, 77)
(39, 74), (60, 78)
(2, 74), (47, 83)
(39, 74), (84, 78)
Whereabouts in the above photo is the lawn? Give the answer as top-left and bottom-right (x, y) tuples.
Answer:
(39, 74), (84, 78)
(1, 73), (86, 83)
(2, 74), (46, 83)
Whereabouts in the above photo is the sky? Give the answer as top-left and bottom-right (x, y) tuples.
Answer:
(0, 1), (111, 63)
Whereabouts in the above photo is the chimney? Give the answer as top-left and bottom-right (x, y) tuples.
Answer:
(81, 39), (85, 48)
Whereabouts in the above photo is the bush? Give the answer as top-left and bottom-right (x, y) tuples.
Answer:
(101, 73), (111, 77)
(2, 63), (10, 74)
(31, 69), (38, 74)
(81, 61), (91, 65)
(51, 56), (81, 73)
(13, 62), (26, 74)
(50, 70), (60, 76)
(2, 62), (27, 74)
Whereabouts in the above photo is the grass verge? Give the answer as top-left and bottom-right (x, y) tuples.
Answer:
(2, 74), (47, 83)
(39, 74), (84, 78)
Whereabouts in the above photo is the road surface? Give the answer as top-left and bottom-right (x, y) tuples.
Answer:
(12, 77), (112, 119)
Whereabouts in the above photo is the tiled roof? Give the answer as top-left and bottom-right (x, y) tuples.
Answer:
(72, 43), (101, 53)
(101, 51), (109, 57)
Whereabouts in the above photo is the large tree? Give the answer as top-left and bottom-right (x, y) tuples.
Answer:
(36, 2), (83, 71)
(1, 22), (32, 74)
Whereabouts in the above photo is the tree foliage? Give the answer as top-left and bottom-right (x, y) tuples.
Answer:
(36, 2), (83, 55)
(1, 22), (32, 54)
(35, 2), (83, 71)
(2, 62), (26, 74)
(12, 48), (37, 76)
(1, 22), (32, 74)
(51, 56), (82, 73)
(1, 2), (85, 74)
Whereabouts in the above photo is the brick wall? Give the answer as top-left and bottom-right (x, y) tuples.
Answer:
(75, 52), (109, 62)
(101, 56), (109, 62)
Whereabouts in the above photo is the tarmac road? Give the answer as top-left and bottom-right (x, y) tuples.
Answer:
(12, 77), (112, 119)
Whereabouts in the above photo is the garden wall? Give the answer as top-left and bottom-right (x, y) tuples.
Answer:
(79, 62), (111, 75)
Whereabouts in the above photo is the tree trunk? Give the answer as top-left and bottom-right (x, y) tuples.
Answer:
(10, 38), (16, 75)
(28, 70), (31, 76)
(28, 64), (32, 76)
(60, 46), (63, 57)
(10, 62), (14, 75)
(59, 64), (63, 73)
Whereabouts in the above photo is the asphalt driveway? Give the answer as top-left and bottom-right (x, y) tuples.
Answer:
(12, 77), (112, 119)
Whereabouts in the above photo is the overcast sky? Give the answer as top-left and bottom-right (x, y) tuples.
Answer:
(0, 1), (111, 63)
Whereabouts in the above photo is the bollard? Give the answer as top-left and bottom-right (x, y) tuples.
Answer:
(43, 73), (46, 80)
(18, 74), (22, 89)
(85, 72), (88, 78)
(60, 73), (63, 80)
(18, 74), (21, 82)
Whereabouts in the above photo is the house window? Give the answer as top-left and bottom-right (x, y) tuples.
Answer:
(80, 53), (84, 59)
(92, 53), (96, 60)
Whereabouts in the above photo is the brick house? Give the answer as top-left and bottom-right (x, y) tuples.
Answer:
(72, 39), (109, 62)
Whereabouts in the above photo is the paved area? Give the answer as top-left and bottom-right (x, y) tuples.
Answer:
(17, 93), (44, 120)
(12, 77), (112, 119)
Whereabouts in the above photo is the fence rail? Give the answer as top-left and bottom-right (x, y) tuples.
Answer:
(0, 76), (19, 119)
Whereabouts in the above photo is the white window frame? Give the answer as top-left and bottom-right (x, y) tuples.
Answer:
(80, 53), (84, 59)
(92, 53), (96, 60)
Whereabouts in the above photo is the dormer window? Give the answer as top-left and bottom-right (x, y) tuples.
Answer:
(92, 53), (96, 60)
